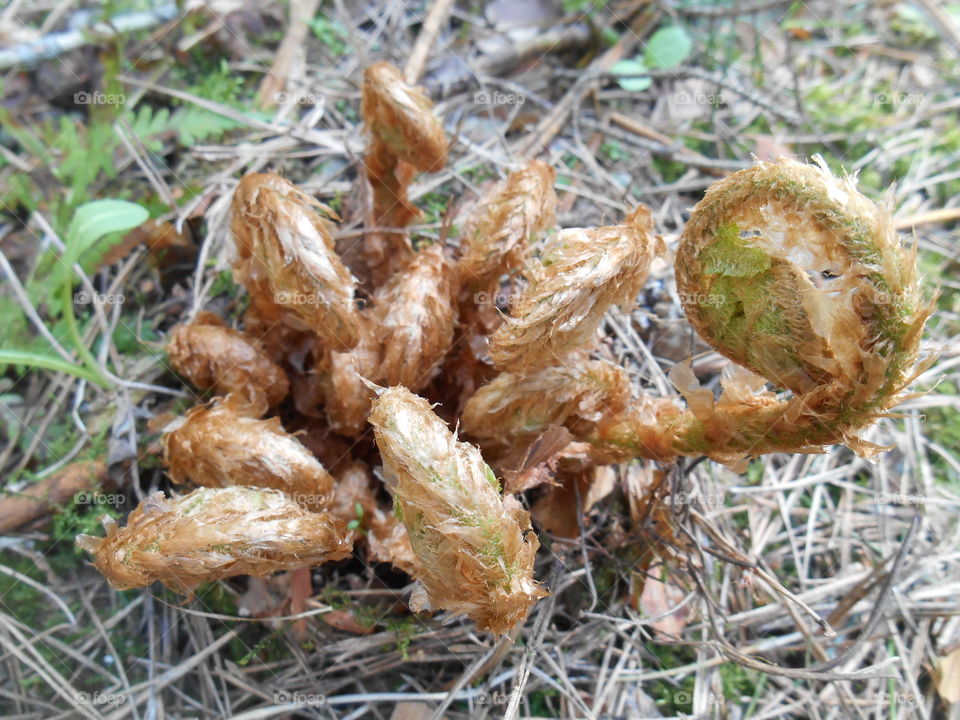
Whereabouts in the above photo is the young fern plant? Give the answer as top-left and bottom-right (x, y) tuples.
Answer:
(74, 61), (931, 639)
(592, 157), (931, 466)
(0, 199), (148, 388)
(468, 157), (931, 468)
(368, 385), (545, 635)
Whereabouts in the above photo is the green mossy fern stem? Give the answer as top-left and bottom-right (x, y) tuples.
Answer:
(593, 157), (930, 466)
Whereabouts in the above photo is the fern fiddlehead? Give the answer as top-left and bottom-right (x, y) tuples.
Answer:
(592, 157), (931, 465)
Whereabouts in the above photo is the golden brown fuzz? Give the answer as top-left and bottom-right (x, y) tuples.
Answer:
(163, 401), (335, 513)
(490, 205), (664, 374)
(77, 487), (351, 592)
(166, 319), (289, 413)
(231, 172), (361, 351)
(369, 386), (545, 635)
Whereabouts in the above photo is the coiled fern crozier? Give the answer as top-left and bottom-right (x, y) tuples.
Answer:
(586, 158), (932, 467)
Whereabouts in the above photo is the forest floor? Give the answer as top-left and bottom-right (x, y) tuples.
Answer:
(1, 0), (959, 718)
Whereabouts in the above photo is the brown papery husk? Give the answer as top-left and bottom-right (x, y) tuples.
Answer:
(231, 172), (361, 351)
(319, 314), (383, 437)
(372, 244), (460, 391)
(457, 159), (558, 293)
(162, 401), (335, 513)
(239, 292), (316, 365)
(490, 205), (664, 374)
(366, 506), (418, 575)
(432, 298), (503, 416)
(369, 386), (545, 635)
(76, 487), (351, 592)
(166, 318), (289, 413)
(461, 358), (631, 448)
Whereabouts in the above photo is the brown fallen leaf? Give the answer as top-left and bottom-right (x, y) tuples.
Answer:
(632, 567), (689, 639)
(101, 219), (195, 271)
(532, 460), (616, 538)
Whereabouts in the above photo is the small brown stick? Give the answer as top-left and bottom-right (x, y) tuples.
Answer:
(515, 4), (661, 158)
(689, 510), (834, 635)
(403, 0), (456, 84)
(0, 460), (108, 533)
(609, 112), (728, 177)
(257, 0), (322, 109)
(894, 207), (960, 230)
(686, 514), (921, 680)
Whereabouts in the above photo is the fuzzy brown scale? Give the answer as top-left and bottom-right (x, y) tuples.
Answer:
(166, 318), (289, 412)
(490, 205), (665, 374)
(457, 159), (557, 293)
(369, 386), (545, 635)
(76, 487), (351, 593)
(231, 173), (361, 352)
(163, 401), (335, 513)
